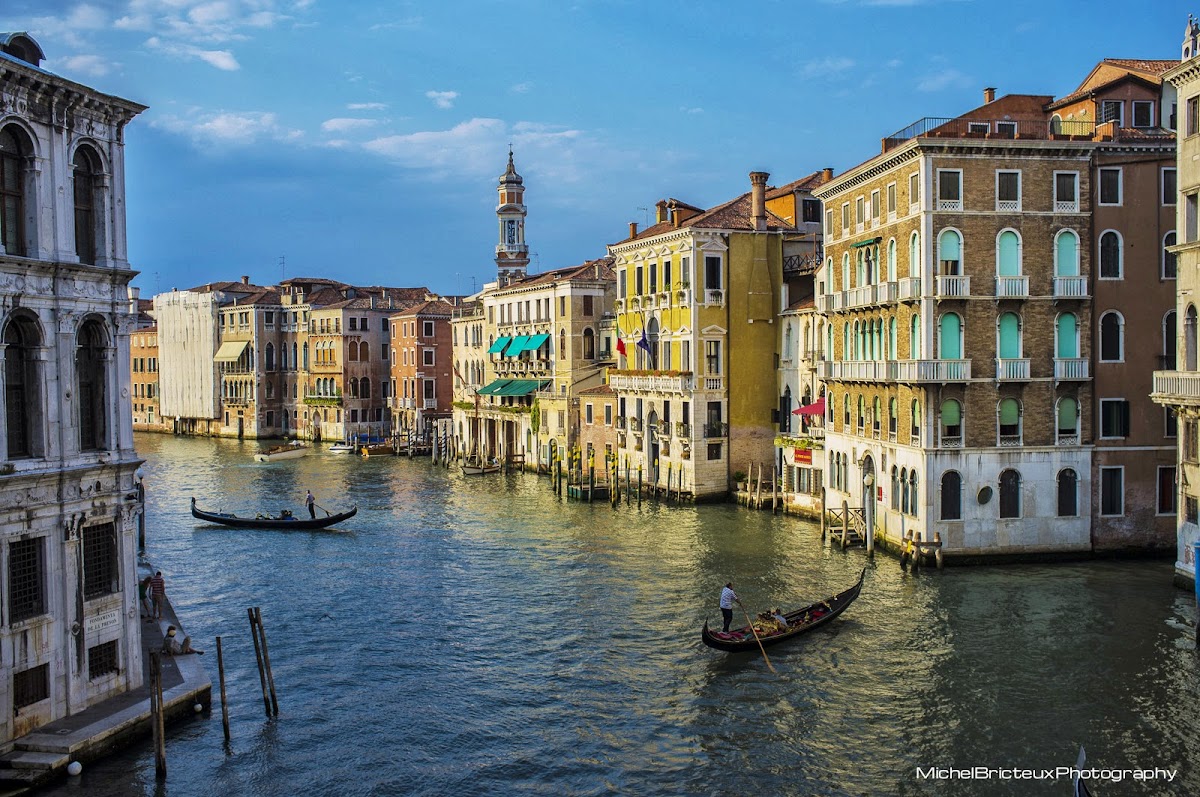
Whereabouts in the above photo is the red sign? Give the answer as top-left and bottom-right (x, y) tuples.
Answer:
(793, 448), (812, 465)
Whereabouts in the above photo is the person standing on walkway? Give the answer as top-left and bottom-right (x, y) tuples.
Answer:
(720, 581), (741, 632)
(305, 490), (316, 519)
(150, 571), (166, 620)
(139, 575), (153, 620)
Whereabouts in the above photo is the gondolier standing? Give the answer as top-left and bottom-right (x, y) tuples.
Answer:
(305, 490), (316, 519)
(719, 582), (741, 632)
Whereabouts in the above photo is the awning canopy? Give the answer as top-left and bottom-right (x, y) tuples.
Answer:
(213, 340), (249, 362)
(487, 336), (511, 354)
(851, 237), (882, 248)
(477, 379), (513, 395)
(793, 397), (826, 416)
(495, 379), (549, 396)
(504, 335), (530, 357)
(522, 333), (551, 354)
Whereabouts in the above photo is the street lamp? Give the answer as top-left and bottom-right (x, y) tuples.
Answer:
(863, 472), (874, 487)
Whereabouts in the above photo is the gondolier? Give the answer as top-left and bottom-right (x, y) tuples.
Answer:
(305, 490), (316, 519)
(719, 582), (741, 632)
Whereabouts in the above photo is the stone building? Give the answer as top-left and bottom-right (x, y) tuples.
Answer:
(814, 64), (1177, 559)
(130, 325), (164, 432)
(389, 299), (456, 443)
(0, 32), (147, 742)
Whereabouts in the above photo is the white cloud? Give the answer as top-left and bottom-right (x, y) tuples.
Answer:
(917, 68), (972, 92)
(364, 118), (506, 174)
(680, 106), (703, 115)
(368, 17), (423, 31)
(146, 36), (240, 70)
(348, 102), (388, 111)
(425, 90), (459, 110)
(152, 109), (303, 147)
(56, 54), (114, 78)
(321, 117), (379, 133)
(117, 0), (300, 43)
(801, 57), (855, 78)
(510, 82), (532, 94)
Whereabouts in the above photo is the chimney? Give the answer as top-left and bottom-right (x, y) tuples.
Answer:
(749, 171), (769, 231)
(655, 200), (669, 224)
(822, 167), (834, 182)
(984, 87), (996, 104)
(241, 275), (249, 285)
(629, 221), (638, 239)
(370, 294), (376, 309)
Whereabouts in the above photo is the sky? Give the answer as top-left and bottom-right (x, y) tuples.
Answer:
(1, 1), (1193, 299)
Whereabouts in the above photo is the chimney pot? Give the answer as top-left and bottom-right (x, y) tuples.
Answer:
(822, 167), (834, 182)
(984, 87), (996, 104)
(241, 275), (249, 285)
(655, 200), (669, 224)
(629, 221), (638, 239)
(749, 171), (769, 232)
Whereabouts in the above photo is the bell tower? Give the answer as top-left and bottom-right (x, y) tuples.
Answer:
(495, 149), (529, 285)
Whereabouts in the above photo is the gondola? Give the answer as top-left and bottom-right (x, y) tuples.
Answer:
(190, 497), (357, 530)
(701, 568), (865, 652)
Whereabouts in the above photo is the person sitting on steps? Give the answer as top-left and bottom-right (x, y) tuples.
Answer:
(162, 625), (204, 655)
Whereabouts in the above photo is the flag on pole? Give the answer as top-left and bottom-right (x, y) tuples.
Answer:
(636, 328), (651, 354)
(616, 325), (627, 358)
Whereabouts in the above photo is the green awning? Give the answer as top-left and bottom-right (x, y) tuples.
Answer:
(504, 336), (530, 357)
(495, 379), (548, 396)
(851, 237), (881, 248)
(487, 336), (511, 354)
(522, 333), (551, 353)
(477, 379), (512, 395)
(999, 399), (1019, 425)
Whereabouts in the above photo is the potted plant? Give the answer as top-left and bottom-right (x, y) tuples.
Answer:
(733, 470), (747, 491)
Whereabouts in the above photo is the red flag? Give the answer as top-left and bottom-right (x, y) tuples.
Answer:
(616, 336), (627, 357)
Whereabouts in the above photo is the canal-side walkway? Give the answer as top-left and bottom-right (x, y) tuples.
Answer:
(0, 586), (211, 794)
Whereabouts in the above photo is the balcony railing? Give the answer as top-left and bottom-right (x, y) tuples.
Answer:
(939, 435), (963, 448)
(819, 359), (972, 383)
(703, 376), (724, 391)
(223, 397), (250, 407)
(607, 371), (695, 393)
(1053, 276), (1088, 298)
(675, 422), (691, 438)
(1055, 358), (1089, 381)
(703, 422), (728, 439)
(1153, 371), (1200, 404)
(1056, 432), (1080, 446)
(936, 275), (971, 298)
(882, 116), (1098, 153)
(615, 416), (627, 430)
(705, 289), (725, 305)
(895, 277), (921, 302)
(995, 276), (1029, 299)
(998, 434), (1023, 447)
(629, 417), (642, 432)
(996, 358), (1030, 381)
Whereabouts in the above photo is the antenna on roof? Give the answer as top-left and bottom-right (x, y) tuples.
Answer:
(279, 255), (286, 283)
(636, 207), (650, 228)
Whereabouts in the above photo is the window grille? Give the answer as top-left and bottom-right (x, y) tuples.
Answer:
(83, 522), (119, 600)
(8, 537), (44, 622)
(88, 640), (119, 680)
(13, 663), (49, 709)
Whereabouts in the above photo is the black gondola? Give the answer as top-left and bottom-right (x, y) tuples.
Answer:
(701, 569), (865, 652)
(190, 497), (357, 530)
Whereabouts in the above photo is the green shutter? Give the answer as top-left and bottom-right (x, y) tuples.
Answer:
(1058, 398), (1078, 429)
(999, 399), (1019, 425)
(1057, 314), (1078, 358)
(997, 231), (1020, 277)
(940, 400), (961, 425)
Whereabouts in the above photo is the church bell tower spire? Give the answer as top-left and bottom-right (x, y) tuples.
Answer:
(495, 148), (529, 285)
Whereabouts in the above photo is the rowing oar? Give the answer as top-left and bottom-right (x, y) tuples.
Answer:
(740, 605), (777, 674)
(314, 503), (331, 517)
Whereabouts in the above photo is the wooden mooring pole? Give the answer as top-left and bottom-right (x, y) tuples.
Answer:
(840, 500), (849, 549)
(216, 636), (231, 743)
(151, 651), (167, 777)
(254, 607), (279, 716)
(247, 607), (272, 717)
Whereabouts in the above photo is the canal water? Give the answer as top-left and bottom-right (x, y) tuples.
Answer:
(42, 434), (1199, 796)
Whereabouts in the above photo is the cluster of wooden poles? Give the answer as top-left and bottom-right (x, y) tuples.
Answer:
(549, 447), (689, 505)
(149, 606), (278, 779)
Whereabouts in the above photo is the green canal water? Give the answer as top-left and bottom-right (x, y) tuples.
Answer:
(41, 433), (1200, 796)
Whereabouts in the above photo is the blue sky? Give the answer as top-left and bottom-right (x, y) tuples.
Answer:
(1, 1), (1193, 298)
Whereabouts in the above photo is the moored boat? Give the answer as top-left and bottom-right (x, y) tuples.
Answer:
(190, 497), (356, 530)
(462, 455), (501, 475)
(253, 441), (308, 462)
(701, 569), (865, 652)
(328, 441), (356, 453)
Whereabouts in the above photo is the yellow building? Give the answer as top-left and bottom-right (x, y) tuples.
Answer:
(608, 172), (802, 499)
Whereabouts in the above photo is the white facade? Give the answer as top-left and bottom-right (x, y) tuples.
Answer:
(153, 290), (220, 424)
(0, 33), (146, 742)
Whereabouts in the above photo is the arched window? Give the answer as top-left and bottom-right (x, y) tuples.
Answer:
(872, 396), (882, 436)
(303, 342), (309, 369)
(1164, 311), (1177, 370)
(887, 239), (897, 281)
(583, 328), (595, 360)
(1164, 231), (1178, 279)
(360, 377), (370, 399)
(1056, 313), (1079, 359)
(900, 468), (909, 514)
(1187, 305), (1198, 371)
(997, 230), (1020, 276)
(908, 471), (919, 516)
(825, 258), (833, 294)
(73, 146), (99, 265)
(265, 342), (275, 371)
(940, 471), (962, 520)
(910, 314), (920, 359)
(856, 249), (865, 287)
(841, 252), (850, 291)
(0, 127), (27, 257)
(998, 312), (1021, 360)
(348, 342), (358, 362)
(559, 329), (566, 360)
(909, 231), (920, 278)
(348, 378), (359, 399)
(1099, 312), (1123, 362)
(281, 344), (289, 371)
(998, 398), (1021, 444)
(857, 394), (865, 433)
(77, 319), (108, 451)
(292, 342), (298, 371)
(360, 341), (369, 361)
(1057, 396), (1079, 444)
(939, 313), (963, 359)
(843, 394), (850, 427)
(1057, 469), (1078, 517)
(940, 399), (962, 445)
(842, 322), (850, 361)
(891, 466), (900, 510)
(888, 318), (897, 360)
(889, 397), (897, 438)
(853, 321), (861, 360)
(784, 323), (793, 358)
(4, 313), (43, 457)
(1054, 229), (1079, 276)
(999, 469), (1022, 518)
(937, 229), (962, 274)
(1099, 230), (1122, 279)
(911, 399), (921, 441)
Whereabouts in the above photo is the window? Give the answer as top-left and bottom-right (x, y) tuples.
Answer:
(77, 319), (108, 451)
(940, 471), (962, 520)
(999, 469), (1021, 518)
(841, 202), (850, 230)
(1163, 168), (1177, 205)
(605, 404), (612, 426)
(998, 398), (1021, 444)
(73, 147), (99, 264)
(618, 271), (627, 298)
(855, 196), (865, 225)
(9, 536), (45, 622)
(1189, 97), (1200, 136)
(583, 328), (595, 359)
(995, 121), (1016, 138)
(705, 340), (721, 375)
(1100, 467), (1124, 516)
(423, 349), (434, 366)
(909, 172), (919, 207)
(88, 640), (119, 680)
(1099, 312), (1123, 362)
(1098, 168), (1122, 205)
(996, 231), (1020, 277)
(585, 404), (593, 424)
(0, 126), (27, 257)
(13, 663), (48, 709)
(1100, 100), (1123, 126)
(886, 183), (896, 215)
(968, 121), (989, 134)
(83, 522), (118, 600)
(870, 189), (880, 221)
(1099, 231), (1122, 279)
(704, 256), (722, 291)
(1057, 397), (1079, 443)
(1100, 399), (1130, 438)
(825, 208), (833, 235)
(423, 320), (434, 337)
(1189, 193), (1199, 243)
(996, 171), (1020, 211)
(1133, 100), (1154, 128)
(649, 263), (658, 293)
(1057, 469), (1078, 517)
(937, 169), (962, 210)
(1189, 496), (1199, 525)
(1158, 466), (1177, 514)
(1164, 232), (1178, 279)
(5, 313), (43, 458)
(583, 295), (594, 316)
(940, 399), (962, 445)
(1054, 172), (1078, 211)
(911, 399), (921, 441)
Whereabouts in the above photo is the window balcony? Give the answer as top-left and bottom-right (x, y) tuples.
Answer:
(223, 397), (250, 407)
(607, 371), (696, 394)
(896, 277), (922, 302)
(675, 287), (692, 305)
(703, 422), (728, 439)
(847, 283), (881, 308)
(1056, 432), (1080, 446)
(615, 416), (627, 430)
(1055, 358), (1089, 381)
(996, 358), (1030, 381)
(423, 399), (438, 409)
(939, 435), (963, 448)
(998, 434), (1023, 447)
(995, 276), (1029, 299)
(936, 275), (971, 298)
(937, 198), (963, 211)
(819, 359), (971, 383)
(1053, 276), (1088, 299)
(629, 417), (642, 432)
(1054, 199), (1080, 213)
(703, 376), (724, 391)
(705, 289), (725, 305)
(675, 422), (691, 438)
(614, 299), (625, 313)
(1153, 371), (1200, 407)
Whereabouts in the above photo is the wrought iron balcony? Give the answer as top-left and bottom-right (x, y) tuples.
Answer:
(703, 422), (728, 439)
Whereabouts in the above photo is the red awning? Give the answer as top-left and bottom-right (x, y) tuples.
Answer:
(793, 397), (826, 416)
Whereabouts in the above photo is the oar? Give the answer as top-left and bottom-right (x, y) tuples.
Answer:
(314, 503), (331, 517)
(740, 605), (777, 674)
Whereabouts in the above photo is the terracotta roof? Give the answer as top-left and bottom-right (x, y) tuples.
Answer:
(766, 170), (832, 198)
(503, 257), (615, 289)
(1103, 58), (1178, 76)
(1048, 73), (1162, 111)
(393, 299), (456, 318)
(787, 295), (816, 311)
(579, 384), (615, 396)
(186, 280), (268, 294)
